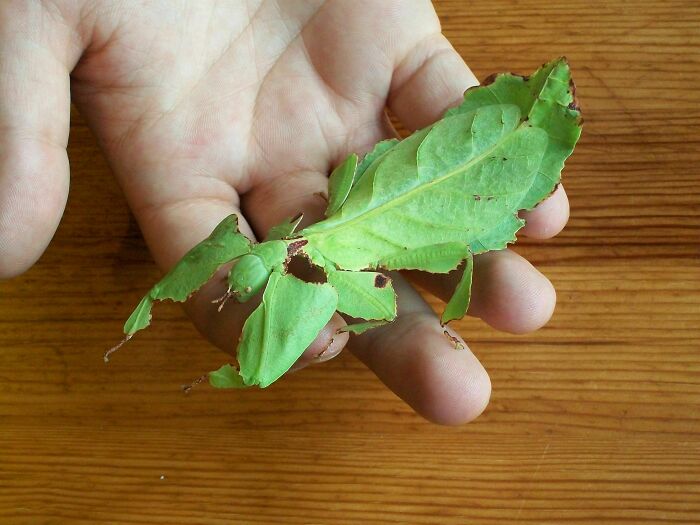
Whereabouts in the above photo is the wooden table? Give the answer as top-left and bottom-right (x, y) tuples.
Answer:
(2, 1), (698, 523)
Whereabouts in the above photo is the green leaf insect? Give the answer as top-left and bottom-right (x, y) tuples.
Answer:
(109, 58), (582, 389)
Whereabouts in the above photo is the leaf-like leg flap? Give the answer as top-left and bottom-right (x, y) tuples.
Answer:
(326, 270), (396, 321)
(265, 213), (304, 241)
(208, 363), (248, 389)
(325, 153), (358, 217)
(355, 138), (400, 181)
(441, 251), (474, 324)
(105, 295), (155, 362)
(299, 243), (328, 270)
(113, 214), (252, 359)
(378, 242), (470, 273)
(236, 271), (338, 387)
(340, 320), (388, 335)
(150, 214), (252, 303)
(124, 295), (155, 336)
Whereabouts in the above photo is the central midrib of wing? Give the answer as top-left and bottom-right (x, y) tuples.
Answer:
(302, 120), (534, 246)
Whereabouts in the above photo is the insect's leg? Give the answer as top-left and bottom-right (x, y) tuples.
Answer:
(441, 250), (474, 324)
(233, 270), (338, 387)
(325, 153), (358, 217)
(326, 270), (397, 322)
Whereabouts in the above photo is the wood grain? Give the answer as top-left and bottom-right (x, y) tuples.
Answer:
(1, 0), (699, 523)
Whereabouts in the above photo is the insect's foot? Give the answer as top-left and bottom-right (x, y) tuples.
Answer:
(443, 330), (465, 350)
(104, 334), (132, 363)
(182, 374), (208, 394)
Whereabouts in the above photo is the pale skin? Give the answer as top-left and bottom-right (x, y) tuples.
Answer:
(0, 0), (569, 425)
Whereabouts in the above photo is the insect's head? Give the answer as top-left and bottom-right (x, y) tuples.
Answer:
(227, 253), (271, 302)
(227, 240), (288, 303)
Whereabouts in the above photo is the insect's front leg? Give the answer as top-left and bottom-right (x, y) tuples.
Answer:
(107, 214), (252, 361)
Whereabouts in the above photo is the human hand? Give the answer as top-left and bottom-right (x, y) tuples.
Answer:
(0, 0), (569, 424)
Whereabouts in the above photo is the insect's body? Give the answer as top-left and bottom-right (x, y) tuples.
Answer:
(115, 58), (582, 390)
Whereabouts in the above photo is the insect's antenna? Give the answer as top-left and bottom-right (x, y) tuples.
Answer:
(211, 288), (239, 312)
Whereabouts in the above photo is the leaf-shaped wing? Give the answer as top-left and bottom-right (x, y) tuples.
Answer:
(301, 58), (580, 268)
(447, 57), (581, 210)
(236, 271), (338, 387)
(123, 214), (251, 336)
(301, 105), (545, 269)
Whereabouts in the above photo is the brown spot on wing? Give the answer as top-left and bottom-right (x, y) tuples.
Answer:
(374, 274), (390, 288)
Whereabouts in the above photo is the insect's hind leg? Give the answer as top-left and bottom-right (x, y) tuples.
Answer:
(441, 251), (474, 325)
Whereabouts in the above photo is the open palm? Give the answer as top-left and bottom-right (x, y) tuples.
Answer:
(0, 0), (569, 424)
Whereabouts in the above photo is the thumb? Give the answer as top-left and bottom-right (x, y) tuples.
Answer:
(0, 3), (82, 278)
